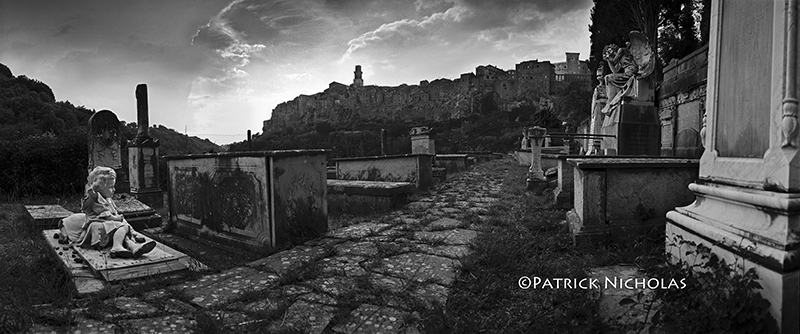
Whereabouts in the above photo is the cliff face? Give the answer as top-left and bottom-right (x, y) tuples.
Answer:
(265, 78), (474, 132)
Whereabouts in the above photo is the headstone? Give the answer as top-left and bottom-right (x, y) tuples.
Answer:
(128, 84), (163, 209)
(666, 1), (799, 332)
(88, 109), (129, 193)
(526, 126), (547, 191)
(599, 31), (660, 156)
(410, 126), (435, 155)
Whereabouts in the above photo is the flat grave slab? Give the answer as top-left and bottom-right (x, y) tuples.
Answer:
(25, 205), (73, 229)
(42, 229), (194, 283)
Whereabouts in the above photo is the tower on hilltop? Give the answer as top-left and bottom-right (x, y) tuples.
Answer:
(353, 65), (363, 87)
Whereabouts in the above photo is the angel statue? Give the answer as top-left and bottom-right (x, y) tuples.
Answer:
(602, 31), (655, 104)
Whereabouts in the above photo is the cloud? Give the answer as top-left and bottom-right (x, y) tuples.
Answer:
(286, 73), (312, 81)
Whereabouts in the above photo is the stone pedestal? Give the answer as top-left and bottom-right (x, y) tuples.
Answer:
(601, 99), (660, 156)
(665, 1), (800, 332)
(128, 142), (163, 209)
(410, 126), (435, 155)
(526, 127), (547, 192)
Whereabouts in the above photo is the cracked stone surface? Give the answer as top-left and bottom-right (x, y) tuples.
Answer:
(182, 267), (280, 308)
(247, 246), (331, 275)
(29, 157), (513, 333)
(119, 315), (195, 333)
(318, 255), (369, 277)
(370, 253), (460, 286)
(427, 217), (462, 230)
(413, 229), (478, 245)
(332, 304), (412, 334)
(328, 222), (392, 239)
(105, 297), (157, 317)
(268, 300), (338, 334)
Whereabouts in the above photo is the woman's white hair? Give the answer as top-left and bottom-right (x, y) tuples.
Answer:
(86, 166), (117, 194)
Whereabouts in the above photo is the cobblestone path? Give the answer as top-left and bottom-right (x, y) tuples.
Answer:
(30, 159), (508, 334)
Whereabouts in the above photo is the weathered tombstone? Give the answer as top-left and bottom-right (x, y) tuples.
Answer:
(666, 1), (799, 332)
(88, 110), (129, 193)
(599, 31), (660, 156)
(128, 84), (163, 209)
(410, 126), (435, 155)
(526, 126), (547, 191)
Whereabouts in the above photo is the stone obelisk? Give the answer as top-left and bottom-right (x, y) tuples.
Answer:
(128, 83), (163, 208)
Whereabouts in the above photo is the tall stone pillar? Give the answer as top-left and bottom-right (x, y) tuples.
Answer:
(128, 84), (163, 208)
(666, 1), (800, 332)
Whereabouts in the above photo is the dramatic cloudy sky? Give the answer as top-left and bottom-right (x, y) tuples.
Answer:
(0, 0), (593, 144)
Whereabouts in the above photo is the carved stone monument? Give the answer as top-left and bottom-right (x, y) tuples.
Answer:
(88, 110), (129, 193)
(599, 31), (660, 156)
(128, 84), (163, 209)
(88, 108), (161, 230)
(666, 1), (799, 332)
(526, 126), (547, 191)
(410, 126), (435, 155)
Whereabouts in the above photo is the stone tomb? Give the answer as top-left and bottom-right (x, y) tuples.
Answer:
(166, 150), (329, 251)
(665, 0), (800, 331)
(567, 157), (698, 246)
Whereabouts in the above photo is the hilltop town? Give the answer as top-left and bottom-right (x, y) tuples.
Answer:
(263, 53), (592, 133)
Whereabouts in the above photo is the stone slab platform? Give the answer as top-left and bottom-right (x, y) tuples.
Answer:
(25, 205), (73, 229)
(42, 229), (193, 283)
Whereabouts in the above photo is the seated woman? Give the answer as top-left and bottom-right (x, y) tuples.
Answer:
(59, 166), (156, 259)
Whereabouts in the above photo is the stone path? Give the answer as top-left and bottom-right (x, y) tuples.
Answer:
(29, 163), (504, 334)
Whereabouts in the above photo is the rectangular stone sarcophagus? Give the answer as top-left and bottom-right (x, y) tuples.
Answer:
(165, 150), (328, 250)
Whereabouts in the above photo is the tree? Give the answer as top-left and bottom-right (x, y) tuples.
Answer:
(659, 0), (700, 66)
(588, 0), (638, 85)
(551, 81), (593, 132)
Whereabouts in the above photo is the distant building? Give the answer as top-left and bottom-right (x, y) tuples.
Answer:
(554, 52), (591, 84)
(353, 65), (363, 87)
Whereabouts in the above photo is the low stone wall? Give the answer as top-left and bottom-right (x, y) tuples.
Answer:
(165, 149), (329, 250)
(335, 154), (433, 190)
(566, 157), (699, 246)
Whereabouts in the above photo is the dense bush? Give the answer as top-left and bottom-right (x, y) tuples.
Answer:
(0, 128), (88, 197)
